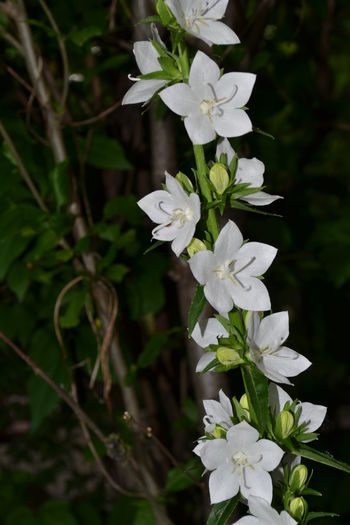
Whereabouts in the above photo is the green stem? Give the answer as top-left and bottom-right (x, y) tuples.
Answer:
(193, 144), (220, 242)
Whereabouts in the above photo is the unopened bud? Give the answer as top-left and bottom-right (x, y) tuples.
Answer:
(275, 410), (294, 440)
(213, 424), (226, 439)
(239, 394), (249, 411)
(176, 171), (194, 193)
(209, 163), (229, 195)
(289, 464), (308, 493)
(187, 238), (207, 257)
(216, 346), (244, 367)
(289, 497), (307, 521)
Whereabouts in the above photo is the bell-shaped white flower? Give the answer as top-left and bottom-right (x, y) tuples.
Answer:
(194, 421), (284, 504)
(247, 312), (311, 385)
(165, 0), (240, 46)
(234, 496), (297, 525)
(137, 172), (201, 256)
(122, 41), (167, 105)
(269, 384), (327, 441)
(192, 317), (229, 372)
(189, 220), (277, 314)
(216, 138), (282, 206)
(202, 389), (233, 434)
(159, 51), (256, 145)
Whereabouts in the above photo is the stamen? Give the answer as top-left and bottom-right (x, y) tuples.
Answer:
(128, 74), (140, 82)
(234, 257), (256, 276)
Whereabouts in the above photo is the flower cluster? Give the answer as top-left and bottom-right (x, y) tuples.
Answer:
(123, 0), (346, 523)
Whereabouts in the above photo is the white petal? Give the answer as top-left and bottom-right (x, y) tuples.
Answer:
(212, 108), (253, 138)
(133, 41), (161, 75)
(171, 223), (195, 256)
(189, 250), (216, 284)
(192, 20), (240, 46)
(159, 83), (197, 116)
(204, 276), (235, 314)
(203, 399), (231, 425)
(248, 496), (281, 522)
(184, 113), (216, 144)
(237, 242), (277, 277)
(250, 439), (284, 471)
(216, 72), (256, 108)
(196, 352), (216, 372)
(189, 51), (220, 90)
(269, 383), (292, 414)
(281, 511), (297, 525)
(241, 468), (273, 503)
(219, 389), (233, 417)
(165, 171), (188, 201)
(137, 190), (173, 223)
(231, 276), (271, 311)
(256, 312), (289, 351)
(262, 347), (311, 380)
(299, 402), (327, 434)
(122, 79), (165, 105)
(193, 441), (205, 456)
(214, 220), (243, 262)
(209, 464), (240, 503)
(164, 0), (184, 21)
(205, 0), (229, 18)
(236, 157), (265, 187)
(256, 360), (292, 384)
(200, 439), (230, 470)
(247, 311), (261, 343)
(234, 518), (258, 525)
(152, 222), (178, 242)
(189, 192), (201, 222)
(241, 191), (283, 206)
(226, 421), (259, 451)
(192, 318), (229, 348)
(216, 138), (235, 165)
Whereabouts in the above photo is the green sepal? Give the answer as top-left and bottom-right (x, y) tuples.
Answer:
(199, 357), (219, 374)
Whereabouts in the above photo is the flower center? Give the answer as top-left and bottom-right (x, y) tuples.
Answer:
(172, 207), (193, 225)
(213, 257), (256, 290)
(232, 451), (248, 466)
(200, 83), (238, 122)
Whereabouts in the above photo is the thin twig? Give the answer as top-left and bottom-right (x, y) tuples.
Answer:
(0, 25), (23, 54)
(109, 0), (117, 32)
(69, 98), (122, 127)
(38, 0), (69, 111)
(0, 119), (48, 212)
(99, 279), (119, 404)
(0, 330), (107, 444)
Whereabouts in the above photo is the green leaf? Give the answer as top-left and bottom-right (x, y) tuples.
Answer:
(39, 501), (78, 525)
(7, 260), (30, 301)
(241, 366), (269, 433)
(136, 15), (162, 25)
(253, 126), (275, 140)
(69, 26), (103, 46)
(5, 507), (37, 525)
(138, 329), (179, 368)
(206, 496), (240, 525)
(188, 285), (206, 337)
(156, 0), (174, 25)
(165, 458), (201, 492)
(139, 71), (174, 81)
(105, 263), (129, 283)
(0, 235), (31, 279)
(294, 444), (350, 474)
(60, 288), (87, 329)
(84, 133), (132, 171)
(143, 240), (164, 254)
(305, 511), (339, 522)
(104, 195), (142, 224)
(230, 198), (282, 217)
(132, 500), (156, 525)
(50, 160), (69, 209)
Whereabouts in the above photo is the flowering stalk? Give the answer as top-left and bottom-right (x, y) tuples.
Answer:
(123, 0), (350, 523)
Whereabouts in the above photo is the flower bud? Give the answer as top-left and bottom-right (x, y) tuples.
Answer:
(187, 238), (207, 257)
(216, 346), (244, 367)
(213, 424), (226, 439)
(209, 163), (229, 195)
(176, 171), (194, 193)
(289, 464), (308, 493)
(275, 410), (294, 440)
(239, 394), (249, 411)
(289, 497), (308, 521)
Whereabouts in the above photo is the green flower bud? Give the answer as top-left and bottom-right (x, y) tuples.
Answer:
(275, 410), (294, 440)
(216, 346), (244, 367)
(187, 238), (207, 257)
(209, 163), (229, 195)
(289, 464), (308, 493)
(239, 393), (249, 411)
(289, 497), (308, 521)
(213, 424), (226, 439)
(176, 171), (194, 193)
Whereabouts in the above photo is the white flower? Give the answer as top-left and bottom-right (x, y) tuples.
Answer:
(159, 51), (256, 144)
(269, 384), (327, 441)
(122, 41), (167, 105)
(234, 496), (297, 525)
(165, 0), (240, 46)
(194, 421), (284, 503)
(216, 138), (282, 206)
(202, 389), (233, 433)
(137, 171), (200, 256)
(247, 312), (311, 385)
(192, 317), (229, 372)
(189, 220), (277, 313)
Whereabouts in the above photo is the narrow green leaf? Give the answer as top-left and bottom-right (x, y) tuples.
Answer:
(7, 261), (30, 301)
(241, 366), (269, 433)
(305, 511), (339, 523)
(230, 198), (282, 217)
(105, 263), (129, 283)
(143, 240), (164, 255)
(69, 26), (103, 46)
(139, 70), (174, 81)
(206, 495), (240, 525)
(165, 458), (201, 492)
(253, 126), (275, 140)
(136, 15), (162, 25)
(294, 444), (350, 474)
(188, 285), (206, 337)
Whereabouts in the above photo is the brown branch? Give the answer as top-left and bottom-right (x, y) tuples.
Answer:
(0, 25), (23, 53)
(0, 330), (107, 445)
(69, 98), (122, 127)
